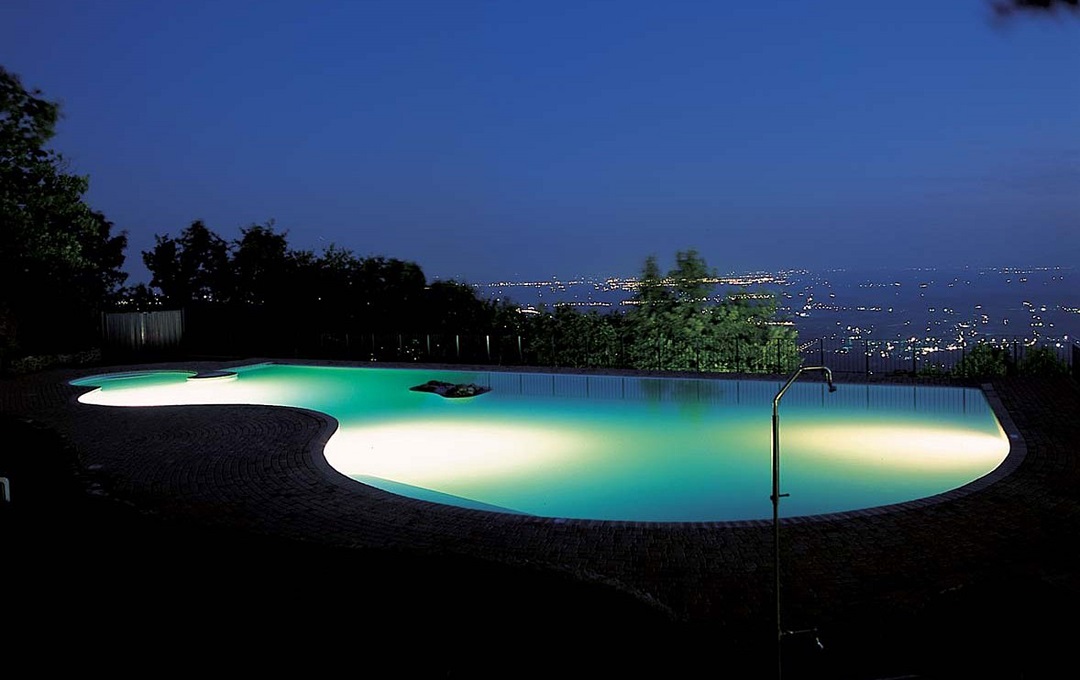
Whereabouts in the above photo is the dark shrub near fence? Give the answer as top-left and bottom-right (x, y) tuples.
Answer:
(303, 333), (1074, 378)
(1074, 342), (1080, 382)
(801, 337), (1072, 378)
(98, 307), (1075, 379)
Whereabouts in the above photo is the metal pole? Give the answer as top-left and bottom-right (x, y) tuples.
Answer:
(772, 397), (785, 680)
(772, 365), (834, 680)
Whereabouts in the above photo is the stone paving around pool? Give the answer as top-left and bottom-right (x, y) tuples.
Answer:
(3, 359), (1080, 677)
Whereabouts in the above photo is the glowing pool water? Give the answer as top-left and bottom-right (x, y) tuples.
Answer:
(70, 363), (1011, 522)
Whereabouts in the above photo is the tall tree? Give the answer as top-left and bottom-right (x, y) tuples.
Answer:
(0, 66), (128, 356)
(624, 250), (716, 370)
(623, 255), (673, 368)
(308, 244), (360, 328)
(352, 256), (428, 329)
(421, 279), (508, 335)
(623, 250), (798, 372)
(230, 221), (290, 306)
(991, 0), (1079, 16)
(142, 220), (230, 306)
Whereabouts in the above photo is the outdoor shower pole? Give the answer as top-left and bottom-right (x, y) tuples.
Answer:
(772, 365), (834, 679)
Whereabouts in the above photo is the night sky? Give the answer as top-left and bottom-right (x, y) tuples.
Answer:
(2, 1), (1077, 285)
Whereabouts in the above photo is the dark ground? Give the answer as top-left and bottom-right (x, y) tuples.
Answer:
(4, 371), (1080, 678)
(3, 413), (702, 676)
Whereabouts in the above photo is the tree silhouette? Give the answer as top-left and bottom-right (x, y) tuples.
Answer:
(142, 220), (230, 307)
(230, 222), (290, 306)
(137, 219), (508, 357)
(991, 0), (1079, 16)
(1, 66), (128, 357)
(623, 250), (798, 372)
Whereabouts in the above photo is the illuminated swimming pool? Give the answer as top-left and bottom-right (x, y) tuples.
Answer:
(70, 363), (1011, 522)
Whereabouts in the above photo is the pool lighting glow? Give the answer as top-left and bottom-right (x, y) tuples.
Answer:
(324, 421), (590, 486)
(785, 423), (1009, 472)
(70, 364), (1013, 522)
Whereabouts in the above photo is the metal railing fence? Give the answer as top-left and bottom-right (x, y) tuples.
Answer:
(102, 306), (1075, 378)
(800, 337), (1072, 377)
(305, 330), (1071, 377)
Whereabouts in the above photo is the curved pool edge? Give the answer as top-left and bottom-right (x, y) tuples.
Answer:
(766, 381), (1027, 527)
(57, 360), (1023, 528)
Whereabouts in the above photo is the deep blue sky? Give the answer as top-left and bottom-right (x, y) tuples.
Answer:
(3, 1), (1077, 285)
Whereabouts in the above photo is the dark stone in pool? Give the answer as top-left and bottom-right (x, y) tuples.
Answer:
(409, 380), (491, 399)
(188, 370), (237, 380)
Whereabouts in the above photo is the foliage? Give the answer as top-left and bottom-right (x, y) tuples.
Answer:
(622, 249), (799, 372)
(138, 224), (796, 371)
(352, 256), (428, 330)
(953, 343), (1070, 379)
(423, 280), (497, 333)
(516, 250), (799, 373)
(230, 222), (290, 306)
(992, 0), (1079, 17)
(522, 306), (620, 368)
(1018, 346), (1069, 376)
(917, 362), (951, 378)
(142, 220), (231, 306)
(1, 66), (128, 355)
(4, 348), (101, 376)
(138, 220), (506, 355)
(952, 343), (1012, 379)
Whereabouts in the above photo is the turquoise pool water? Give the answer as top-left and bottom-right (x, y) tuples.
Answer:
(71, 363), (1011, 522)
